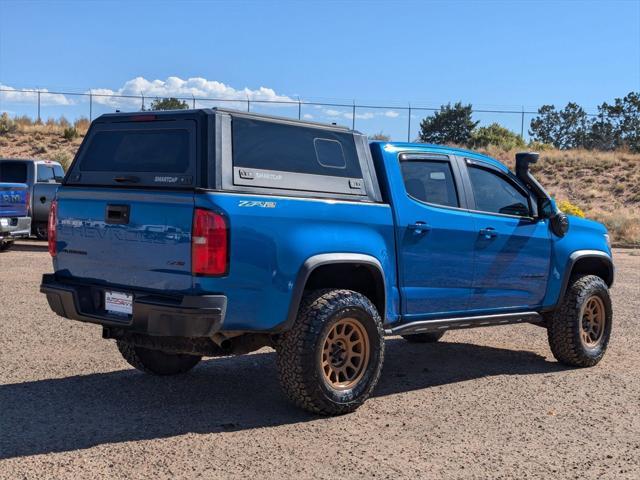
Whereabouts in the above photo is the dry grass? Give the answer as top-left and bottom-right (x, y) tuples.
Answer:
(0, 119), (86, 170)
(478, 146), (640, 245)
(1, 123), (638, 244)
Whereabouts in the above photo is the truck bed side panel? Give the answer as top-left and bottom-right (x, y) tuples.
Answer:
(194, 192), (397, 331)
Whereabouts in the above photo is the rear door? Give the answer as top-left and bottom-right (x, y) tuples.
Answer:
(55, 117), (200, 293)
(462, 159), (551, 310)
(393, 154), (476, 318)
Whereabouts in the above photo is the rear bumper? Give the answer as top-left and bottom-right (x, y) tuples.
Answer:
(0, 216), (31, 240)
(40, 274), (226, 337)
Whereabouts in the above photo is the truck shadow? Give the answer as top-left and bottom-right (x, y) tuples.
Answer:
(8, 240), (49, 253)
(0, 338), (567, 459)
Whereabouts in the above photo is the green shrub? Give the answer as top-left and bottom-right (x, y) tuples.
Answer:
(470, 123), (525, 150)
(63, 127), (79, 141)
(0, 113), (17, 135)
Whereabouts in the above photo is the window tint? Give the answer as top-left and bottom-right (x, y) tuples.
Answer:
(37, 165), (55, 182)
(468, 166), (530, 216)
(80, 129), (190, 173)
(232, 117), (361, 178)
(400, 160), (459, 208)
(314, 139), (346, 168)
(0, 162), (28, 183)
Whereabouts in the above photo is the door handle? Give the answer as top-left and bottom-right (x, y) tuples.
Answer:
(408, 221), (430, 234)
(479, 227), (498, 239)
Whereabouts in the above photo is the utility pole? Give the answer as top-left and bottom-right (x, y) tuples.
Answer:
(407, 104), (412, 142)
(352, 100), (356, 130)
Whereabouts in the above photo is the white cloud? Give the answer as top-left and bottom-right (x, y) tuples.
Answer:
(302, 113), (314, 120)
(384, 110), (400, 118)
(0, 84), (73, 106)
(86, 76), (295, 108)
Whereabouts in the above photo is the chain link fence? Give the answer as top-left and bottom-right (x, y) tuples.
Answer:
(0, 86), (606, 142)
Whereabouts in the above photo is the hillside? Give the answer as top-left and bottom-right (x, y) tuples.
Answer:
(1, 121), (638, 245)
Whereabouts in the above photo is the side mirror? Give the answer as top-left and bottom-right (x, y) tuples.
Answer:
(551, 211), (570, 237)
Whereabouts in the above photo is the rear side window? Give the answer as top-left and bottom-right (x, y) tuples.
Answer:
(468, 166), (531, 217)
(231, 117), (366, 195)
(0, 162), (28, 183)
(68, 120), (196, 187)
(400, 160), (459, 208)
(233, 117), (361, 178)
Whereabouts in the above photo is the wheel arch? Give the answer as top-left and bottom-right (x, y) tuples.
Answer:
(554, 250), (614, 308)
(279, 253), (386, 332)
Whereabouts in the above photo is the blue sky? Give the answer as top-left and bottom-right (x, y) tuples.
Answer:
(1, 0), (639, 140)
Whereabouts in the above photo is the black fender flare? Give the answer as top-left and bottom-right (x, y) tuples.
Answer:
(276, 253), (386, 333)
(548, 250), (614, 311)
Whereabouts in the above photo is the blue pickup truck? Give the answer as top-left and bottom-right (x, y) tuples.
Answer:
(0, 182), (31, 250)
(41, 109), (614, 415)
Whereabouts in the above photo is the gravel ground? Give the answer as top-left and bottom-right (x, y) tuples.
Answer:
(1, 241), (639, 479)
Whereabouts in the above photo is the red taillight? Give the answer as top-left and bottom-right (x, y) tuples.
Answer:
(48, 199), (57, 257)
(191, 208), (228, 276)
(25, 190), (31, 216)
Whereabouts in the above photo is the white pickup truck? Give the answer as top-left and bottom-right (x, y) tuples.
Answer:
(0, 158), (64, 239)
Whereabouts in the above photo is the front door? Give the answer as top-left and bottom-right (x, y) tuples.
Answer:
(463, 160), (551, 311)
(394, 154), (477, 319)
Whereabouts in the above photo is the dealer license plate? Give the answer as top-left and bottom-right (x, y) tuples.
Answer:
(105, 290), (133, 316)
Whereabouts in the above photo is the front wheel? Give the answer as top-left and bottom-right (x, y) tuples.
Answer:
(547, 275), (612, 367)
(276, 289), (385, 415)
(117, 340), (201, 375)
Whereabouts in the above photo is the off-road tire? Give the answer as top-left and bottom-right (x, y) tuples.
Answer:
(276, 289), (385, 415)
(547, 275), (612, 367)
(401, 331), (445, 343)
(117, 340), (201, 375)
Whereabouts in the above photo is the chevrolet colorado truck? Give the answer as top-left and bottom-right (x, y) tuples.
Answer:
(40, 109), (614, 415)
(0, 182), (31, 250)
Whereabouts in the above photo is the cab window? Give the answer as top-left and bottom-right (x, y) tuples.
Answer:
(400, 160), (459, 208)
(468, 165), (531, 217)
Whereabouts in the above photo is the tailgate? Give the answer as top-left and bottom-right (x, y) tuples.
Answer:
(0, 183), (28, 217)
(55, 188), (195, 292)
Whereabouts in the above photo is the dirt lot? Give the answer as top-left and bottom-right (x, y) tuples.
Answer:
(1, 241), (639, 479)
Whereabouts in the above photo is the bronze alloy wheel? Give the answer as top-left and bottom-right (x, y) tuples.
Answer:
(580, 295), (606, 348)
(320, 317), (370, 390)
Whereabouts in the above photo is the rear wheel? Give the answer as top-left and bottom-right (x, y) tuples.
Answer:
(401, 331), (445, 343)
(276, 289), (384, 415)
(117, 340), (201, 375)
(547, 275), (612, 367)
(34, 223), (48, 240)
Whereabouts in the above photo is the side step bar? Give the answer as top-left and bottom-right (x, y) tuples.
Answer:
(385, 311), (543, 336)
